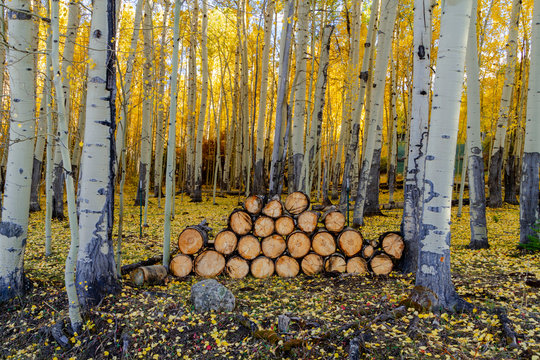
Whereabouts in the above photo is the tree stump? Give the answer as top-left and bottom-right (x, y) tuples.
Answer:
(301, 253), (324, 275)
(261, 234), (286, 258)
(226, 256), (250, 279)
(380, 232), (405, 259)
(284, 191), (310, 215)
(251, 256), (275, 278)
(237, 235), (261, 260)
(324, 253), (346, 273)
(275, 215), (295, 236)
(194, 250), (226, 277)
(229, 210), (253, 235)
(130, 265), (168, 286)
(214, 230), (238, 255)
(286, 231), (311, 258)
(337, 228), (363, 257)
(244, 195), (264, 215)
(253, 216), (275, 238)
(323, 210), (346, 233)
(169, 254), (193, 278)
(312, 230), (336, 256)
(346, 257), (368, 274)
(262, 199), (283, 218)
(178, 222), (210, 255)
(275, 256), (300, 277)
(297, 210), (319, 233)
(370, 254), (393, 275)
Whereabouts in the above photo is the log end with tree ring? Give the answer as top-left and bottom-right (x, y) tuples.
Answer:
(261, 234), (286, 258)
(324, 211), (346, 233)
(284, 191), (310, 215)
(380, 232), (405, 259)
(194, 250), (226, 277)
(311, 230), (336, 256)
(226, 256), (250, 279)
(275, 256), (300, 278)
(253, 216), (275, 238)
(130, 265), (168, 287)
(287, 231), (311, 258)
(275, 215), (296, 236)
(362, 244), (375, 259)
(178, 227), (207, 255)
(244, 195), (264, 215)
(301, 253), (324, 275)
(324, 254), (346, 273)
(346, 257), (368, 274)
(251, 256), (275, 278)
(370, 254), (393, 275)
(214, 230), (238, 255)
(337, 228), (363, 257)
(229, 209), (253, 235)
(169, 254), (193, 278)
(237, 235), (261, 260)
(262, 199), (283, 218)
(297, 210), (319, 233)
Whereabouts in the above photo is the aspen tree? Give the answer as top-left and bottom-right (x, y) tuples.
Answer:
(415, 0), (473, 310)
(400, 0), (432, 273)
(185, 0), (198, 195)
(0, 0), (35, 302)
(0, 7), (4, 112)
(61, 0), (80, 126)
(352, 0), (398, 227)
(387, 55), (398, 205)
(75, 0), (119, 308)
(239, 0), (250, 195)
(487, 0), (521, 208)
(465, 0), (488, 249)
(520, 0), (540, 246)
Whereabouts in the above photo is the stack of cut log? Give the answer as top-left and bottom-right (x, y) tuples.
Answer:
(166, 192), (405, 280)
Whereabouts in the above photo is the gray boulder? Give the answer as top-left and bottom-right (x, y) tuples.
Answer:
(190, 279), (235, 313)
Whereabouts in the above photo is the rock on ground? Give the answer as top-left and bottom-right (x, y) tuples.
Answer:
(190, 279), (236, 313)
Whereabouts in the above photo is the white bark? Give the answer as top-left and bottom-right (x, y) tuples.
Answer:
(61, 0), (81, 124)
(185, 0), (198, 194)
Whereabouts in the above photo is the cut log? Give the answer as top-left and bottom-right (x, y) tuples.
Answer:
(370, 254), (393, 275)
(226, 256), (250, 279)
(286, 231), (311, 258)
(229, 209), (253, 235)
(362, 245), (375, 259)
(301, 253), (324, 275)
(214, 230), (238, 255)
(237, 235), (261, 260)
(262, 199), (283, 218)
(380, 232), (405, 259)
(178, 221), (210, 255)
(337, 228), (363, 257)
(275, 215), (296, 236)
(194, 250), (226, 277)
(284, 191), (310, 215)
(244, 195), (264, 215)
(311, 230), (336, 256)
(324, 253), (346, 273)
(275, 256), (300, 278)
(169, 254), (193, 278)
(323, 210), (346, 233)
(253, 216), (275, 238)
(130, 265), (168, 286)
(346, 257), (368, 274)
(261, 234), (286, 258)
(297, 210), (319, 233)
(251, 256), (275, 278)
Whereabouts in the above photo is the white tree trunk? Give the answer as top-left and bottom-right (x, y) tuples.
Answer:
(75, 0), (119, 309)
(520, 0), (540, 246)
(415, 0), (473, 311)
(0, 0), (35, 302)
(61, 0), (81, 125)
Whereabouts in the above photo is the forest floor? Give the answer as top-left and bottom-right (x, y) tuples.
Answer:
(0, 188), (539, 359)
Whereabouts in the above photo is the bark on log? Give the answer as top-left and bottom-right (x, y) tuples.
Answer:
(275, 255), (300, 277)
(130, 265), (168, 286)
(324, 253), (347, 273)
(244, 194), (265, 215)
(362, 244), (375, 259)
(370, 254), (393, 275)
(262, 199), (283, 218)
(229, 209), (253, 235)
(284, 191), (310, 215)
(226, 256), (250, 279)
(251, 256), (275, 278)
(178, 221), (211, 255)
(214, 230), (238, 255)
(261, 234), (287, 258)
(337, 228), (363, 257)
(323, 209), (346, 233)
(301, 253), (324, 275)
(312, 229), (336, 256)
(253, 216), (275, 238)
(297, 210), (319, 233)
(237, 235), (261, 260)
(169, 254), (193, 278)
(194, 250), (226, 277)
(346, 257), (368, 274)
(286, 231), (311, 258)
(275, 215), (296, 236)
(380, 231), (405, 259)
